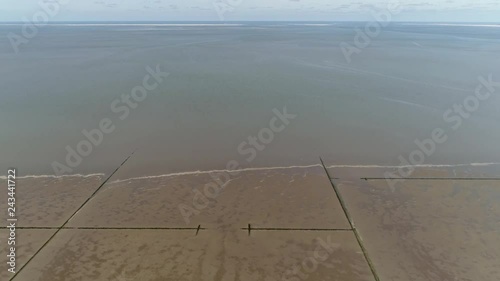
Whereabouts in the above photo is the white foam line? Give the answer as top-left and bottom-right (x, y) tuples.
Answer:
(0, 173), (105, 180)
(327, 163), (500, 169)
(3, 162), (499, 181)
(379, 97), (437, 112)
(296, 60), (470, 93)
(412, 41), (423, 47)
(111, 164), (323, 183)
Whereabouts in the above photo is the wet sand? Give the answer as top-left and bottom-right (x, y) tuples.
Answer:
(4, 164), (500, 280)
(335, 174), (500, 281)
(67, 166), (349, 229)
(7, 166), (376, 281)
(0, 229), (56, 281)
(13, 229), (375, 281)
(0, 175), (104, 227)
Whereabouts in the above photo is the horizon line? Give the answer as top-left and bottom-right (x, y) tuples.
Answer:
(1, 20), (500, 23)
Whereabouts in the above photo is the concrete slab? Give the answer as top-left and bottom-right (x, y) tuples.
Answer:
(13, 229), (375, 281)
(0, 229), (56, 281)
(67, 166), (350, 229)
(337, 179), (500, 281)
(0, 176), (104, 227)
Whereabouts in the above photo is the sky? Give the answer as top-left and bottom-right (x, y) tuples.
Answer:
(0, 0), (499, 22)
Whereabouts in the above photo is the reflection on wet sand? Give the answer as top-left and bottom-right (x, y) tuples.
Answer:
(337, 176), (500, 281)
(0, 230), (56, 281)
(13, 229), (375, 281)
(67, 166), (349, 229)
(0, 175), (104, 227)
(6, 165), (500, 280)
(8, 166), (379, 281)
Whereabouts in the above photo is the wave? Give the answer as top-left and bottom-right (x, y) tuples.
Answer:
(2, 162), (498, 181)
(0, 173), (105, 180)
(0, 23), (244, 27)
(327, 163), (500, 168)
(378, 97), (437, 111)
(110, 164), (323, 183)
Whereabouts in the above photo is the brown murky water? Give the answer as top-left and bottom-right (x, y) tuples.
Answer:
(1, 23), (500, 176)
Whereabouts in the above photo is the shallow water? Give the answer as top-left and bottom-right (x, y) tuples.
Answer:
(1, 23), (500, 176)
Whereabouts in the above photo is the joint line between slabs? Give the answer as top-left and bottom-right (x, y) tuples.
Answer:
(240, 228), (353, 231)
(12, 227), (206, 230)
(319, 157), (381, 281)
(11, 151), (136, 280)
